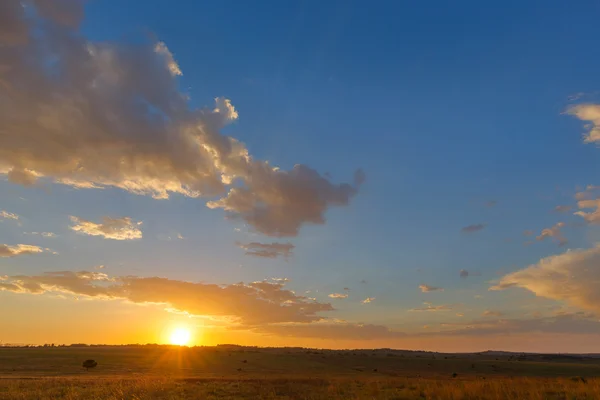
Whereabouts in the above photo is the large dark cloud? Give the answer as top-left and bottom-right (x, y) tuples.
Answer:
(0, 0), (362, 237)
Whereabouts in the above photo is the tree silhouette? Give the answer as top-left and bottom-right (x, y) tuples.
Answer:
(82, 359), (98, 371)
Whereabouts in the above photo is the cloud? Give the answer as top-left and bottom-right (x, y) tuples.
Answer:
(574, 198), (600, 224)
(343, 287), (350, 291)
(361, 297), (375, 304)
(0, 210), (19, 221)
(409, 302), (452, 312)
(567, 104), (600, 143)
(461, 223), (486, 233)
(70, 216), (142, 240)
(523, 230), (534, 236)
(0, 271), (333, 325)
(419, 284), (443, 293)
(328, 293), (348, 299)
(459, 269), (469, 278)
(536, 222), (567, 246)
(0, 2), (361, 238)
(25, 232), (57, 238)
(0, 244), (44, 257)
(438, 312), (600, 336)
(491, 244), (600, 314)
(249, 322), (404, 340)
(237, 242), (294, 259)
(482, 310), (504, 317)
(554, 205), (572, 213)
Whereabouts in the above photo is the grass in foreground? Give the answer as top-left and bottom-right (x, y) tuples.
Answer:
(1, 376), (599, 400)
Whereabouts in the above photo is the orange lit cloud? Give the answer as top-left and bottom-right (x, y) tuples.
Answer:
(0, 244), (44, 258)
(492, 244), (600, 314)
(0, 271), (333, 325)
(70, 216), (143, 240)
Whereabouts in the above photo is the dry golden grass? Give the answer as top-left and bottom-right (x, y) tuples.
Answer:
(1, 376), (599, 399)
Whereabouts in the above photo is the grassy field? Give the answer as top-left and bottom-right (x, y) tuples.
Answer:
(1, 346), (600, 399)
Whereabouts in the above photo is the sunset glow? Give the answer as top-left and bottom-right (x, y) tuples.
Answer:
(2, 0), (600, 355)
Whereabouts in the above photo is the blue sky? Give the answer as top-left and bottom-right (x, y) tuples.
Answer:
(2, 0), (600, 351)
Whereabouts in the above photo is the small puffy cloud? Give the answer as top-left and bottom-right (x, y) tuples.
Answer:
(574, 198), (600, 224)
(0, 244), (44, 257)
(482, 310), (504, 317)
(237, 242), (294, 259)
(0, 210), (19, 221)
(419, 284), (443, 292)
(554, 205), (572, 213)
(328, 293), (348, 299)
(459, 269), (469, 278)
(0, 2), (361, 239)
(176, 233), (184, 240)
(567, 104), (600, 143)
(536, 222), (567, 246)
(0, 271), (333, 325)
(70, 216), (142, 240)
(361, 297), (375, 304)
(461, 223), (486, 233)
(491, 244), (600, 314)
(409, 302), (452, 312)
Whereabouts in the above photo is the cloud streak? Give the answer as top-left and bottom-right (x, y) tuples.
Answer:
(461, 224), (486, 233)
(237, 242), (294, 259)
(328, 293), (348, 299)
(419, 284), (443, 293)
(0, 1), (362, 238)
(409, 302), (452, 312)
(70, 216), (142, 240)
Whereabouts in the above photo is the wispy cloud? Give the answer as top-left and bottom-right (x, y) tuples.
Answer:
(482, 310), (504, 317)
(461, 223), (486, 233)
(70, 216), (142, 240)
(536, 222), (567, 246)
(409, 302), (452, 312)
(361, 297), (375, 304)
(25, 232), (57, 238)
(328, 293), (348, 299)
(419, 284), (443, 293)
(0, 210), (19, 221)
(554, 205), (572, 213)
(237, 242), (294, 259)
(0, 244), (44, 258)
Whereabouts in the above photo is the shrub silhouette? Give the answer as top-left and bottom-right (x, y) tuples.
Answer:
(82, 360), (98, 370)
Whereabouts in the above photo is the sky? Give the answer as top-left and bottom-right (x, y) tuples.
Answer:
(2, 0), (600, 352)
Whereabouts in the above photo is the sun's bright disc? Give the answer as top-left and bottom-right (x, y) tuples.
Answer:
(169, 328), (191, 346)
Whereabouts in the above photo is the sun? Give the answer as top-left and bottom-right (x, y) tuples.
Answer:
(169, 328), (191, 346)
